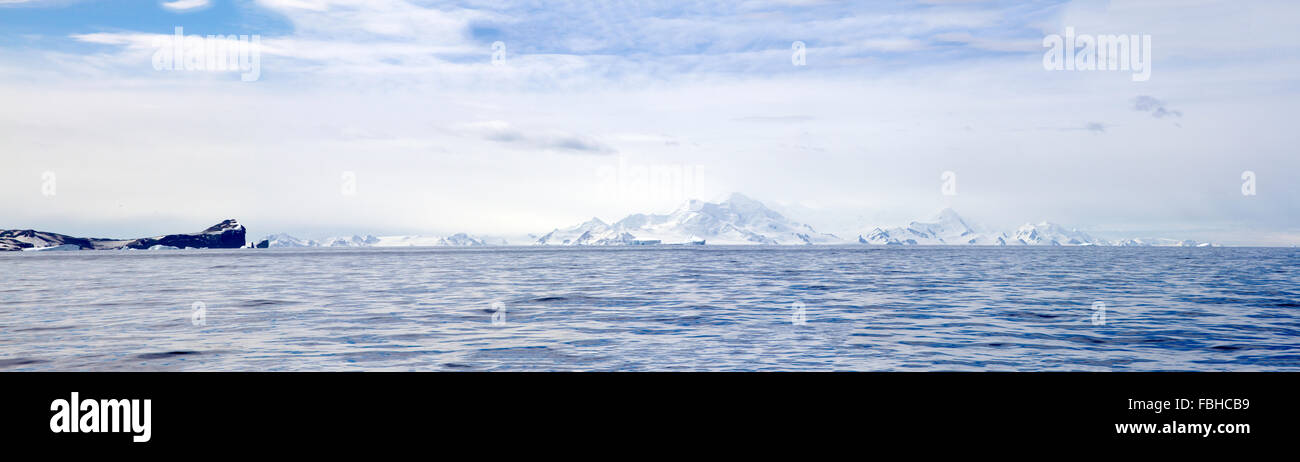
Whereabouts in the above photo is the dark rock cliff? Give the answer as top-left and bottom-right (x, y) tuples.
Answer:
(122, 219), (246, 250)
(0, 220), (247, 251)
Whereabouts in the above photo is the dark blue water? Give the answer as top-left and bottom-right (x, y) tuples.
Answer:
(2, 246), (1298, 371)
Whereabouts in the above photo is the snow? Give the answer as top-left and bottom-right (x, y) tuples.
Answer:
(201, 219), (243, 234)
(320, 235), (380, 247)
(21, 244), (82, 251)
(2, 230), (69, 248)
(1011, 221), (1101, 246)
(858, 207), (999, 245)
(263, 233), (497, 248)
(263, 234), (319, 247)
(859, 209), (1209, 246)
(535, 193), (843, 245)
(251, 195), (1213, 248)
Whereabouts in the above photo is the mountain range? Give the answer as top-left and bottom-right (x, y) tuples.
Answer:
(262, 194), (1208, 247)
(534, 193), (841, 245)
(858, 208), (1208, 247)
(1, 194), (1214, 251)
(0, 220), (246, 251)
(262, 232), (502, 248)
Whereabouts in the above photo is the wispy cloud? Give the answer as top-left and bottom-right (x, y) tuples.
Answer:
(450, 121), (616, 155)
(161, 0), (210, 12)
(1133, 95), (1183, 118)
(1, 0), (1298, 242)
(732, 115), (816, 123)
(33, 0), (1063, 88)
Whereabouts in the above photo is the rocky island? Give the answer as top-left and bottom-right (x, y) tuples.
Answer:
(0, 219), (247, 251)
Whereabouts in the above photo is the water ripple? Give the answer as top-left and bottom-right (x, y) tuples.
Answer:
(0, 246), (1297, 371)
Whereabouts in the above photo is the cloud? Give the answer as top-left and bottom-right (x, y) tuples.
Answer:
(859, 38), (929, 52)
(609, 133), (681, 146)
(27, 0), (1066, 91)
(732, 115), (815, 123)
(0, 0), (78, 5)
(1132, 95), (1183, 118)
(161, 0), (210, 11)
(2, 0), (1299, 243)
(450, 121), (616, 155)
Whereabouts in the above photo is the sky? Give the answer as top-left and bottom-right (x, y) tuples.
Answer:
(0, 0), (1297, 245)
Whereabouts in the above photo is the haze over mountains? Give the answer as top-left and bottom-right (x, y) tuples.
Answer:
(262, 193), (1211, 248)
(858, 208), (1209, 247)
(534, 193), (840, 245)
(0, 193), (1215, 251)
(263, 232), (504, 248)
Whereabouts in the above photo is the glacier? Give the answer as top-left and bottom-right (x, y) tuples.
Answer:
(858, 208), (1210, 247)
(535, 193), (844, 245)
(254, 195), (1212, 248)
(261, 232), (499, 248)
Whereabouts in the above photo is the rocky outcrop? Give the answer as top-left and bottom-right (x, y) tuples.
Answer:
(0, 219), (247, 251)
(0, 230), (100, 250)
(121, 219), (246, 250)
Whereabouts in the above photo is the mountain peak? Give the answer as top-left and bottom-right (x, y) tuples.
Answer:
(204, 219), (243, 233)
(724, 192), (758, 204)
(540, 192), (840, 245)
(931, 208), (963, 222)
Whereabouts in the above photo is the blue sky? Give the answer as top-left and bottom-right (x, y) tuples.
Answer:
(0, 0), (290, 46)
(1, 0), (1298, 245)
(2, 0), (1066, 80)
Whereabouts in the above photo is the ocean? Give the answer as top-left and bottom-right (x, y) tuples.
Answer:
(2, 246), (1298, 371)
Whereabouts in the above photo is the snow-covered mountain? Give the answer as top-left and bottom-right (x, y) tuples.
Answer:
(261, 233), (499, 248)
(1113, 238), (1208, 247)
(437, 233), (490, 246)
(859, 208), (1005, 245)
(371, 233), (492, 247)
(1010, 221), (1104, 246)
(858, 209), (1209, 246)
(264, 233), (319, 248)
(534, 218), (628, 245)
(536, 193), (843, 245)
(320, 235), (381, 247)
